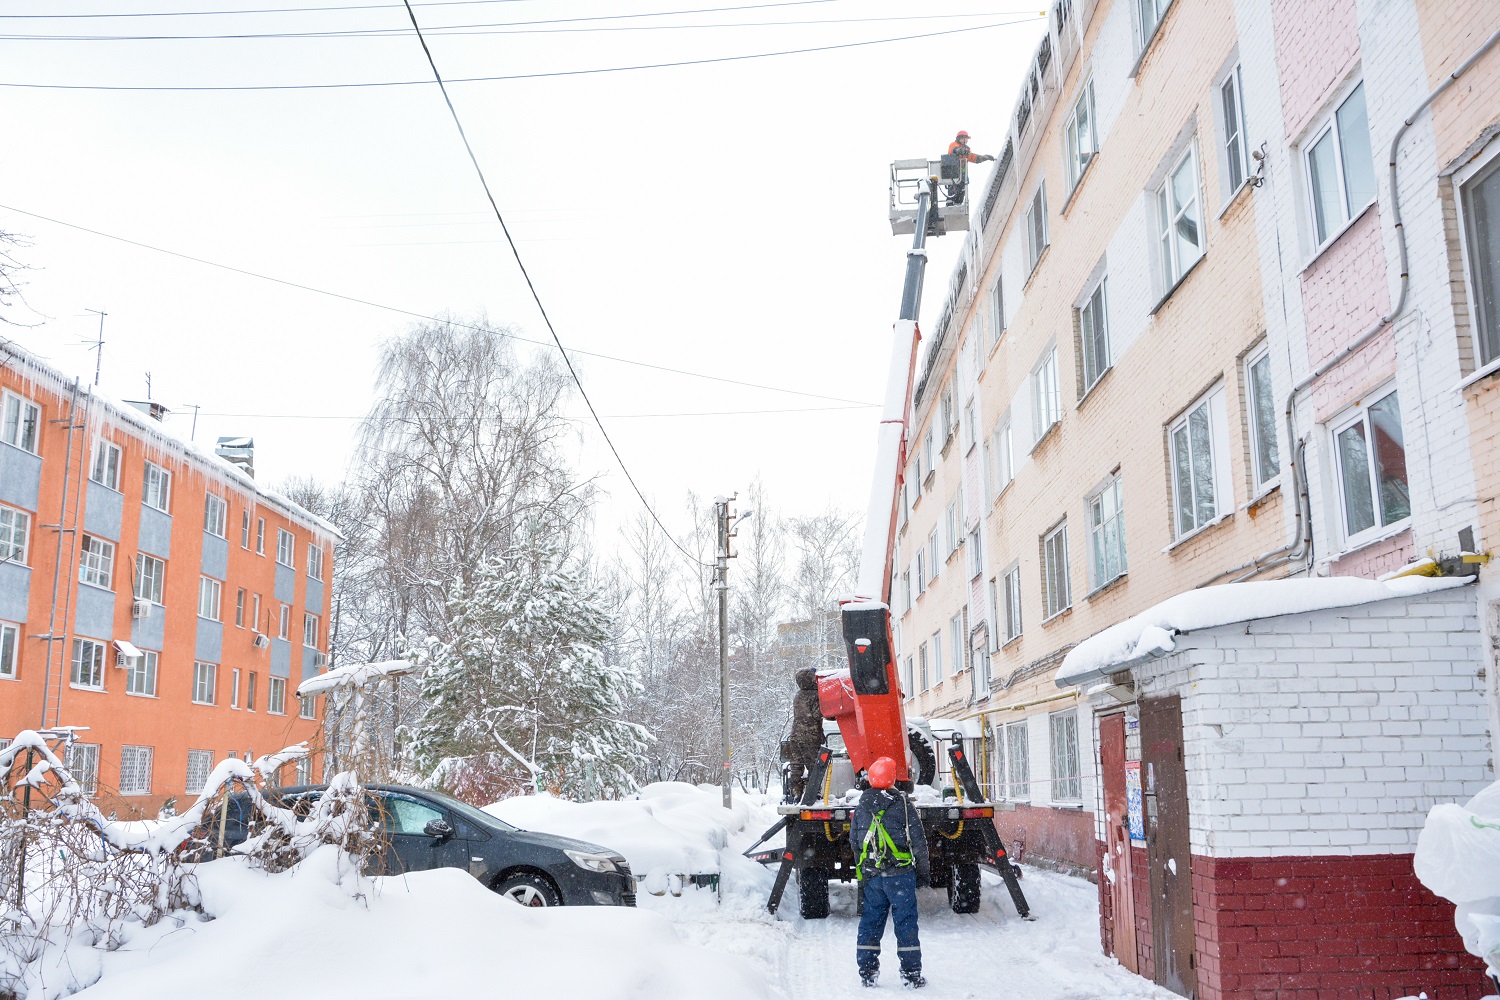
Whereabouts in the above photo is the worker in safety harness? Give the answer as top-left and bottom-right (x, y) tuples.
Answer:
(945, 130), (995, 206)
(851, 756), (930, 989)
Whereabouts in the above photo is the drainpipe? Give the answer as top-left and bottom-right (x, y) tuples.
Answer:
(1197, 25), (1500, 590)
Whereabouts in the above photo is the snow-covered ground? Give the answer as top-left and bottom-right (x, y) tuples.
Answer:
(496, 782), (1180, 999)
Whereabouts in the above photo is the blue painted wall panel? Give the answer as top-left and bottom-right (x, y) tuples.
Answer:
(274, 564), (295, 604)
(201, 533), (228, 580)
(0, 562), (31, 622)
(271, 638), (291, 678)
(83, 481), (123, 542)
(138, 507), (172, 558)
(0, 446), (41, 511)
(301, 646), (322, 681)
(304, 577), (324, 615)
(74, 585), (116, 639)
(195, 619), (223, 663)
(131, 603), (164, 651)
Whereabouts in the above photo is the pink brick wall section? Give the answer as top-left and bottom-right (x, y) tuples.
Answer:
(1300, 209), (1396, 420)
(1329, 528), (1415, 578)
(1272, 0), (1363, 140)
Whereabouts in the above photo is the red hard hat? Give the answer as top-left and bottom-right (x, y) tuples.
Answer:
(868, 757), (898, 789)
(956, 130), (971, 139)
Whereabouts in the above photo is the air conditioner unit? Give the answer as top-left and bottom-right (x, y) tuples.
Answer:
(253, 633), (270, 649)
(312, 652), (328, 669)
(131, 599), (152, 620)
(115, 652), (133, 669)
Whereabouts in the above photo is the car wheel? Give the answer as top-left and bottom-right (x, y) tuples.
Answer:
(496, 872), (561, 907)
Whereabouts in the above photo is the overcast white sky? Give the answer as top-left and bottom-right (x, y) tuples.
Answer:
(0, 0), (1046, 550)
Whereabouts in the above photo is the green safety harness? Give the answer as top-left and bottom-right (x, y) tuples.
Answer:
(856, 805), (914, 880)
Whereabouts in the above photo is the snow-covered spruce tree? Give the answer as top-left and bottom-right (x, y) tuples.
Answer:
(408, 528), (649, 803)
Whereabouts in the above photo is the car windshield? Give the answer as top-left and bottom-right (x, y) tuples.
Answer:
(418, 787), (516, 832)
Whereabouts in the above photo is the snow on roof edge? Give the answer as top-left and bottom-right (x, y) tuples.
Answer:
(2, 338), (341, 540)
(1054, 575), (1475, 688)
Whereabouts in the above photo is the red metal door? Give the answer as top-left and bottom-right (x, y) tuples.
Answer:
(1141, 695), (1195, 999)
(1099, 712), (1138, 973)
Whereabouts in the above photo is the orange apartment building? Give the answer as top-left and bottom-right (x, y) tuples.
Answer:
(0, 340), (332, 816)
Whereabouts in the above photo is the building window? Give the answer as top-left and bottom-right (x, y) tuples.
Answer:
(917, 642), (929, 691)
(256, 517), (266, 554)
(1002, 564), (1023, 642)
(1031, 347), (1061, 443)
(963, 401), (978, 453)
(300, 694), (317, 721)
(1025, 183), (1049, 273)
(295, 755), (313, 784)
(236, 588), (246, 628)
(967, 527), (982, 579)
(247, 671), (258, 712)
(186, 749), (214, 794)
(230, 668), (241, 709)
(923, 429), (935, 480)
(1063, 79), (1097, 190)
(1304, 81), (1375, 247)
(945, 500), (960, 556)
(948, 614), (964, 675)
(279, 604), (291, 639)
(307, 542), (324, 581)
(931, 631), (943, 684)
(901, 569), (911, 611)
(1219, 64), (1250, 196)
(1005, 721), (1030, 800)
(1246, 347), (1280, 488)
(1049, 710), (1082, 801)
(0, 620), (18, 679)
(1079, 276), (1111, 393)
(303, 614), (319, 648)
(1156, 145), (1203, 290)
(902, 656), (914, 696)
(126, 649), (157, 697)
(204, 493), (227, 538)
(2, 393), (40, 453)
(940, 389), (956, 443)
(1333, 389), (1410, 544)
(0, 504), (30, 565)
(252, 593), (262, 633)
(241, 509), (252, 549)
(67, 742), (100, 795)
(134, 553), (165, 604)
(268, 676), (287, 715)
(90, 439), (121, 490)
(915, 552), (927, 597)
(1458, 150), (1500, 368)
(79, 535), (114, 589)
(1041, 521), (1071, 620)
(119, 745), (153, 796)
(992, 419), (1013, 497)
(142, 462), (171, 513)
(1169, 386), (1230, 538)
(71, 638), (106, 689)
(989, 279), (1004, 349)
(199, 577), (222, 621)
(277, 528), (295, 568)
(1087, 475), (1127, 590)
(193, 661), (217, 705)
(1135, 0), (1172, 51)
(927, 530), (939, 583)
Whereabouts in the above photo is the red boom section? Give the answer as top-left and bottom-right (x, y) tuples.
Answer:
(819, 601), (908, 781)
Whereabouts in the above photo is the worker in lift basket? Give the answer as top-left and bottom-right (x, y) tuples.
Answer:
(946, 130), (996, 206)
(852, 756), (930, 989)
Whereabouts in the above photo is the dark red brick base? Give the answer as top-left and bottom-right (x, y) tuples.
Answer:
(993, 803), (1096, 873)
(1097, 847), (1490, 1000)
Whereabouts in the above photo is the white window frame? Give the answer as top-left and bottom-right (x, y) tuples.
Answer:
(276, 528), (296, 568)
(186, 749), (214, 794)
(231, 667), (241, 709)
(1301, 80), (1376, 251)
(204, 493), (227, 538)
(940, 389), (955, 445)
(247, 670), (258, 712)
(1087, 475), (1127, 591)
(1063, 78), (1098, 191)
(295, 755), (313, 784)
(948, 613), (964, 675)
(1078, 276), (1111, 394)
(0, 503), (30, 566)
(142, 462), (171, 513)
(989, 279), (1005, 349)
(923, 430), (935, 482)
(1025, 183), (1049, 273)
(1155, 144), (1204, 291)
(307, 542), (325, 581)
(1004, 721), (1031, 801)
(71, 637), (106, 690)
(126, 649), (158, 697)
(967, 526), (983, 579)
(1216, 62), (1251, 202)
(945, 500), (960, 556)
(931, 631), (943, 684)
(268, 676), (287, 715)
(918, 641), (929, 691)
(1031, 347), (1061, 444)
(1041, 520), (1071, 621)
(79, 535), (114, 589)
(199, 577), (222, 621)
(1049, 710), (1082, 802)
(963, 401), (978, 454)
(1455, 140), (1500, 372)
(1, 392), (40, 454)
(1003, 564), (1023, 643)
(300, 694), (317, 721)
(134, 553), (165, 604)
(927, 530), (939, 583)
(90, 439), (121, 491)
(1134, 0), (1172, 54)
(1245, 345), (1281, 490)
(193, 661), (217, 705)
(119, 745), (153, 796)
(252, 593), (262, 633)
(236, 588), (246, 628)
(303, 613), (319, 648)
(1330, 387), (1411, 548)
(279, 604), (291, 640)
(256, 517), (266, 554)
(241, 509), (252, 549)
(991, 419), (1013, 498)
(1168, 385), (1233, 540)
(0, 620), (18, 679)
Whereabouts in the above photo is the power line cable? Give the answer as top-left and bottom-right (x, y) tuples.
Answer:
(396, 0), (710, 568)
(0, 202), (876, 406)
(0, 16), (1044, 89)
(171, 403), (875, 420)
(0, 0), (838, 20)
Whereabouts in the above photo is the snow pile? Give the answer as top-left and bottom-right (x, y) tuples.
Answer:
(296, 658), (418, 697)
(70, 847), (774, 1000)
(1056, 575), (1472, 685)
(1415, 780), (1500, 976)
(486, 781), (756, 880)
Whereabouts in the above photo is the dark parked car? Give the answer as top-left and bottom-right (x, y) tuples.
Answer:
(213, 783), (635, 907)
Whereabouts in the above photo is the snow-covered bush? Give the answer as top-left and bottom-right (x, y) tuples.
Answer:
(1415, 779), (1500, 976)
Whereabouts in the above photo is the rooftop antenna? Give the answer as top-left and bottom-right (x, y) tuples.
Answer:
(84, 309), (106, 386)
(144, 371), (152, 400)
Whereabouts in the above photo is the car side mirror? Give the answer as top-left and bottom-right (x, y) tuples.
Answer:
(424, 819), (454, 841)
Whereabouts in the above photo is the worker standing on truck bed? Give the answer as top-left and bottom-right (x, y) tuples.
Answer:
(785, 667), (823, 801)
(852, 756), (930, 989)
(946, 130), (995, 205)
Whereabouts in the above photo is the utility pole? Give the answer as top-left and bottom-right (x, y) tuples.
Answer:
(84, 309), (106, 386)
(714, 494), (736, 808)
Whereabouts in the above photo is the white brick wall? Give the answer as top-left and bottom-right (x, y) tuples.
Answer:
(1120, 586), (1493, 858)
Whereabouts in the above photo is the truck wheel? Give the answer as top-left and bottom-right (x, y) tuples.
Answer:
(908, 730), (938, 787)
(947, 863), (981, 914)
(798, 867), (830, 919)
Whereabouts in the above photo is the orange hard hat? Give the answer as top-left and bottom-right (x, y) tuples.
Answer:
(956, 130), (971, 139)
(868, 757), (898, 789)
